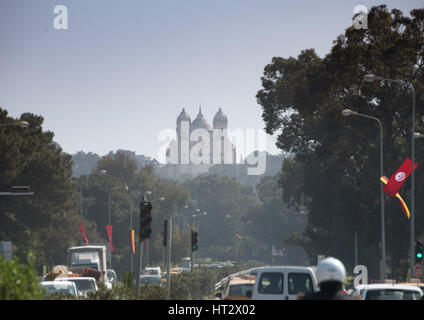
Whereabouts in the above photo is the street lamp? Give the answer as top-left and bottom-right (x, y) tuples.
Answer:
(192, 211), (207, 228)
(342, 108), (386, 280)
(364, 73), (416, 277)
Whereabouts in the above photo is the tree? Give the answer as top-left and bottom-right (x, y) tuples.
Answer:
(183, 174), (258, 256)
(256, 6), (424, 279)
(0, 108), (79, 270)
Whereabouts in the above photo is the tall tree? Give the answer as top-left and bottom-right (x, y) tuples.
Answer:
(0, 108), (79, 269)
(257, 6), (424, 279)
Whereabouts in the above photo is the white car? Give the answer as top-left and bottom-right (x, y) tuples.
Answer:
(55, 277), (98, 297)
(40, 281), (78, 297)
(351, 284), (423, 300)
(144, 267), (161, 276)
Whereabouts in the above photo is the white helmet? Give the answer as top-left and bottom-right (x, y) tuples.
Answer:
(315, 257), (346, 285)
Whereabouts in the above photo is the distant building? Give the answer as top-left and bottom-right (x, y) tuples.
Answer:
(163, 107), (237, 178)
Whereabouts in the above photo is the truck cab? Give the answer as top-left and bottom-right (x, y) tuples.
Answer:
(250, 266), (318, 300)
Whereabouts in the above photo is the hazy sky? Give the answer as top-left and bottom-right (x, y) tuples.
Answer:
(0, 0), (422, 162)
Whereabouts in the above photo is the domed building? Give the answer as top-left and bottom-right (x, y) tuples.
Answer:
(165, 106), (236, 177)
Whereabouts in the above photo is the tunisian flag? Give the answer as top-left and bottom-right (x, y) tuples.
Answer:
(383, 158), (418, 197)
(79, 220), (89, 245)
(106, 225), (114, 252)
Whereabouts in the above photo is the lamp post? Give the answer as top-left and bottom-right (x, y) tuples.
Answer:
(364, 74), (416, 277)
(135, 190), (151, 294)
(342, 108), (386, 280)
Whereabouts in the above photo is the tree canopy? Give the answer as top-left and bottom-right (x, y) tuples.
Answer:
(256, 5), (424, 279)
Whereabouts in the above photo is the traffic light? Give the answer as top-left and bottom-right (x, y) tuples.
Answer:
(139, 201), (152, 241)
(416, 241), (424, 262)
(163, 220), (168, 247)
(191, 229), (198, 251)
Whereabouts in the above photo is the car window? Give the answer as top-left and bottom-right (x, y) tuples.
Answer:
(72, 280), (96, 292)
(229, 283), (254, 297)
(42, 284), (75, 295)
(366, 289), (422, 300)
(288, 273), (314, 295)
(258, 272), (283, 294)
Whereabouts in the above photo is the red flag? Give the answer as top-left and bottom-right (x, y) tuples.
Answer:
(79, 220), (89, 245)
(106, 225), (114, 252)
(383, 158), (418, 197)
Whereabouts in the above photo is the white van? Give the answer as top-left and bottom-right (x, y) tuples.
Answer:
(250, 266), (318, 300)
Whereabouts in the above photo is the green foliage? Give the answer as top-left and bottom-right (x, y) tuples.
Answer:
(256, 5), (424, 278)
(170, 267), (233, 300)
(0, 256), (44, 300)
(0, 109), (80, 268)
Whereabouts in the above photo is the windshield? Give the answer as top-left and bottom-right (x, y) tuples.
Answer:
(144, 269), (159, 275)
(71, 263), (99, 271)
(42, 284), (76, 295)
(70, 279), (96, 292)
(140, 277), (161, 285)
(366, 289), (422, 300)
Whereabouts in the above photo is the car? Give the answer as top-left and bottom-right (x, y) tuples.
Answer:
(40, 281), (78, 297)
(106, 269), (117, 283)
(398, 282), (424, 294)
(139, 274), (163, 287)
(250, 266), (318, 300)
(351, 284), (423, 300)
(144, 267), (161, 276)
(55, 277), (99, 297)
(217, 276), (255, 300)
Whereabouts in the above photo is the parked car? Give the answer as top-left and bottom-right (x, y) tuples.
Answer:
(139, 274), (163, 287)
(144, 267), (161, 276)
(217, 276), (255, 300)
(250, 266), (317, 300)
(351, 284), (423, 300)
(55, 277), (98, 297)
(40, 281), (78, 297)
(106, 269), (117, 283)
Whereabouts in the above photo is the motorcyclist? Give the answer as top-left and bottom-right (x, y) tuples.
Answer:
(300, 257), (354, 300)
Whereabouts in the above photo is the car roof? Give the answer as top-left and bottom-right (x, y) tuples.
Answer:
(229, 277), (255, 285)
(357, 284), (422, 292)
(255, 266), (314, 272)
(56, 277), (96, 281)
(41, 281), (75, 286)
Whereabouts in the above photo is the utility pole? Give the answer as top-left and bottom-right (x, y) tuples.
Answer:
(167, 217), (172, 290)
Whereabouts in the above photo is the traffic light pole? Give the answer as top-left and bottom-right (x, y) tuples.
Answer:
(135, 196), (152, 295)
(190, 228), (195, 272)
(166, 217), (172, 290)
(135, 239), (144, 295)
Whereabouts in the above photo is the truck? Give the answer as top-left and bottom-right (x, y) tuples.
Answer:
(67, 245), (108, 286)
